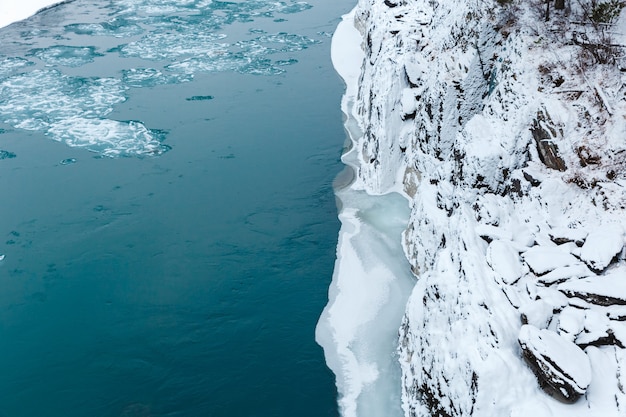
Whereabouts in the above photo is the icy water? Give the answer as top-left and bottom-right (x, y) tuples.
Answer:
(0, 1), (353, 416)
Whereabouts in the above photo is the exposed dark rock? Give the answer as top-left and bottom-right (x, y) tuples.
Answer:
(559, 272), (626, 306)
(402, 110), (417, 121)
(523, 170), (541, 186)
(531, 111), (567, 172)
(579, 227), (624, 272)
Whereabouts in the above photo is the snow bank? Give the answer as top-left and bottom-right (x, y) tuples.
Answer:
(0, 0), (64, 29)
(316, 8), (415, 417)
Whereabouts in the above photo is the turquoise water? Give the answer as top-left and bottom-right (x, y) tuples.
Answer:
(0, 1), (353, 415)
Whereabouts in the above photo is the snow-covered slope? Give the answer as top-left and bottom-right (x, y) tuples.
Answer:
(0, 0), (64, 29)
(328, 0), (626, 415)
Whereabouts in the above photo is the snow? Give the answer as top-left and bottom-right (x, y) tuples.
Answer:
(334, 0), (626, 416)
(558, 266), (626, 306)
(580, 225), (625, 272)
(522, 246), (581, 275)
(519, 324), (592, 393)
(0, 0), (63, 29)
(316, 8), (414, 417)
(486, 240), (523, 284)
(330, 9), (364, 105)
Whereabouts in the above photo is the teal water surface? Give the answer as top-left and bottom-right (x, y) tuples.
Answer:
(0, 1), (353, 415)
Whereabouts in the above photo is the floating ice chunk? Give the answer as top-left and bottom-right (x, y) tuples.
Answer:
(115, 0), (196, 17)
(64, 18), (144, 38)
(185, 95), (214, 101)
(274, 58), (298, 66)
(486, 240), (523, 284)
(0, 70), (126, 126)
(519, 324), (592, 401)
(274, 2), (313, 14)
(0, 254), (5, 261)
(245, 32), (320, 53)
(0, 150), (16, 159)
(118, 32), (228, 61)
(0, 69), (166, 157)
(30, 45), (103, 67)
(580, 225), (624, 272)
(59, 157), (77, 165)
(165, 57), (241, 75)
(47, 117), (168, 157)
(240, 60), (286, 76)
(522, 246), (580, 275)
(0, 57), (34, 79)
(122, 68), (192, 88)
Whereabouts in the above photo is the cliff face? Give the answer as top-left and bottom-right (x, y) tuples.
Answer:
(348, 0), (626, 415)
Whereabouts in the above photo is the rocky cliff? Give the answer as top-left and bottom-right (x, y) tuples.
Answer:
(346, 0), (626, 415)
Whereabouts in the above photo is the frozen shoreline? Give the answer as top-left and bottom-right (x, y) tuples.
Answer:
(316, 8), (415, 417)
(0, 0), (64, 29)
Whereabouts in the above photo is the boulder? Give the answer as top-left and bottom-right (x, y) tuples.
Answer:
(486, 240), (523, 284)
(580, 225), (624, 272)
(522, 246), (580, 275)
(519, 325), (592, 402)
(558, 267), (626, 306)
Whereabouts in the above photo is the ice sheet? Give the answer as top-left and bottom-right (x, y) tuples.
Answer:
(316, 9), (414, 417)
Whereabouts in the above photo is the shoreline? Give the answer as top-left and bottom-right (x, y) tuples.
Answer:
(316, 7), (415, 417)
(0, 0), (66, 29)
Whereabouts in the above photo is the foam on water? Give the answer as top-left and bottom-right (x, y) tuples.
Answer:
(0, 0), (320, 158)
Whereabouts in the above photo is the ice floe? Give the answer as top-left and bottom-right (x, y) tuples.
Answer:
(0, 0), (322, 157)
(316, 9), (413, 417)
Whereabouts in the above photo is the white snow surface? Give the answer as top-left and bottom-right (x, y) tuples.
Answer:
(519, 324), (592, 392)
(316, 9), (414, 417)
(0, 0), (63, 29)
(325, 0), (626, 416)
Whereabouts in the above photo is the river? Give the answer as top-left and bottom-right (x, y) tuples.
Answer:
(0, 1), (353, 415)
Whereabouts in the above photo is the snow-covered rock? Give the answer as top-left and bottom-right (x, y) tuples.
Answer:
(518, 325), (592, 402)
(558, 267), (626, 307)
(486, 240), (523, 284)
(522, 246), (580, 276)
(325, 0), (626, 415)
(579, 225), (625, 272)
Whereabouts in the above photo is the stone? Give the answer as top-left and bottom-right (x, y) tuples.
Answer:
(518, 325), (592, 402)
